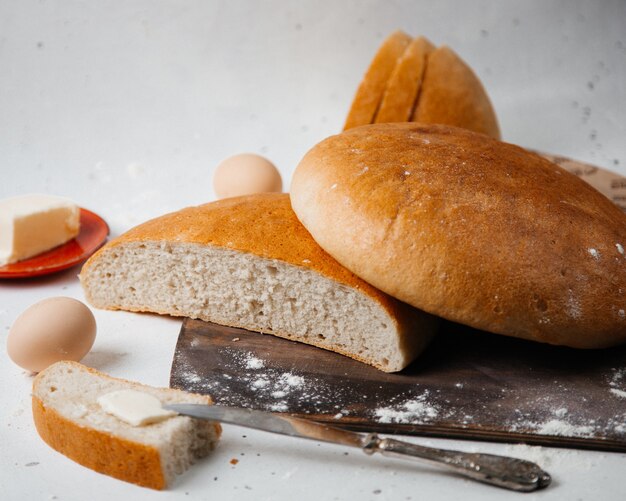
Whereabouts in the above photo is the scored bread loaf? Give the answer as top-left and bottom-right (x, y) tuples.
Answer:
(290, 123), (626, 349)
(32, 361), (221, 490)
(344, 32), (500, 139)
(80, 193), (438, 372)
(375, 36), (435, 123)
(412, 45), (500, 139)
(343, 30), (412, 130)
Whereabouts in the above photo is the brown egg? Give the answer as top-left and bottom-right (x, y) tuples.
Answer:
(213, 153), (282, 199)
(7, 297), (97, 373)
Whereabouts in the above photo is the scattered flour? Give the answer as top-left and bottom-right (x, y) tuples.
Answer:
(609, 368), (626, 384)
(251, 378), (269, 389)
(616, 243), (624, 255)
(610, 388), (626, 399)
(535, 420), (594, 437)
(245, 354), (265, 370)
(554, 408), (568, 418)
(178, 349), (351, 415)
(374, 392), (438, 424)
(270, 403), (288, 412)
(566, 290), (582, 319)
(587, 248), (600, 259)
(608, 369), (626, 401)
(356, 165), (369, 176)
(175, 346), (626, 443)
(504, 443), (602, 471)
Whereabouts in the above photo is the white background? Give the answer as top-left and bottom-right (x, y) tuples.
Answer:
(1, 1), (625, 500)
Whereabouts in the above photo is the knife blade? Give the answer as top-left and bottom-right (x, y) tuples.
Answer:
(165, 403), (551, 492)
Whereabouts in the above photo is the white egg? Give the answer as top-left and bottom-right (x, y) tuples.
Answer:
(213, 153), (282, 199)
(7, 297), (97, 373)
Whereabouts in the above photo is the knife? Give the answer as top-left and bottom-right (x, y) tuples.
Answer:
(164, 403), (551, 492)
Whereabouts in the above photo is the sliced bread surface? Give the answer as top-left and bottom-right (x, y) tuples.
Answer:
(290, 123), (626, 349)
(80, 193), (437, 372)
(32, 361), (221, 490)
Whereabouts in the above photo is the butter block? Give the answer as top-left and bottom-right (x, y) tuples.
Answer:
(97, 389), (177, 426)
(0, 194), (80, 265)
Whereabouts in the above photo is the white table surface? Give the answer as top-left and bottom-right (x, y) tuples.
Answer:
(1, 1), (625, 499)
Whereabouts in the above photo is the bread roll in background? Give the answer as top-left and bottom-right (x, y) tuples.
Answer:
(80, 193), (438, 372)
(343, 30), (412, 130)
(375, 36), (435, 124)
(290, 123), (626, 349)
(345, 31), (500, 139)
(413, 45), (500, 139)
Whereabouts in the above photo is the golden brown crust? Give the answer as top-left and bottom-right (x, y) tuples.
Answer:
(82, 193), (405, 320)
(290, 123), (626, 348)
(343, 30), (412, 130)
(33, 396), (166, 489)
(375, 36), (435, 123)
(32, 361), (221, 490)
(412, 46), (500, 139)
(81, 194), (436, 372)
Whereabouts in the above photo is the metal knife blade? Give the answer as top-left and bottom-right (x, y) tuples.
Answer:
(165, 403), (551, 492)
(165, 403), (364, 449)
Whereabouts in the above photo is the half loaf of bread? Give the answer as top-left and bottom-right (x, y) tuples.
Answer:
(290, 123), (626, 349)
(32, 361), (221, 490)
(80, 193), (438, 372)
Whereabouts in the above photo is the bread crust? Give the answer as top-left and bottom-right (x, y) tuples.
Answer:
(375, 36), (435, 123)
(32, 361), (221, 490)
(32, 396), (167, 489)
(412, 46), (500, 139)
(290, 123), (626, 348)
(82, 194), (411, 323)
(80, 194), (437, 372)
(343, 30), (411, 130)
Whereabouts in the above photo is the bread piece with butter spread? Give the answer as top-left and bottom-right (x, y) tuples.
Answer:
(32, 361), (221, 490)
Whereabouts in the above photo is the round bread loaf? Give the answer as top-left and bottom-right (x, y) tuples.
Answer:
(290, 123), (626, 348)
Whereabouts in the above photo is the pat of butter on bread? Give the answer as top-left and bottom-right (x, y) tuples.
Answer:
(98, 389), (178, 426)
(0, 194), (80, 265)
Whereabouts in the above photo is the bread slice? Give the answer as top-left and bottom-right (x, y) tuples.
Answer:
(412, 45), (500, 139)
(80, 193), (438, 372)
(375, 36), (435, 123)
(343, 30), (412, 130)
(32, 361), (221, 490)
(290, 123), (626, 349)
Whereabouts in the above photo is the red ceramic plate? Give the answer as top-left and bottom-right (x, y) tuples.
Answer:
(0, 208), (109, 279)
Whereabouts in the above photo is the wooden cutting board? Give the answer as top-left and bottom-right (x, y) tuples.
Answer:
(170, 155), (626, 452)
(171, 318), (626, 452)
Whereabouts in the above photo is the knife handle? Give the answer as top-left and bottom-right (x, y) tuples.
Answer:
(361, 434), (551, 492)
